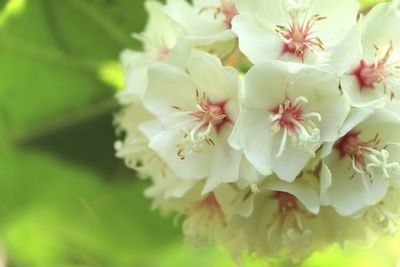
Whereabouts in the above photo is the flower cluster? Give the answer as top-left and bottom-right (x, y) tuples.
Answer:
(115, 0), (400, 263)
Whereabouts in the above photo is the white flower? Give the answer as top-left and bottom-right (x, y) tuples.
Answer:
(117, 1), (183, 103)
(114, 102), (161, 178)
(320, 109), (400, 217)
(163, 0), (239, 44)
(364, 180), (400, 236)
(114, 0), (400, 263)
(145, 174), (199, 214)
(232, 0), (359, 65)
(228, 185), (342, 262)
(341, 2), (400, 107)
(140, 50), (242, 193)
(229, 61), (350, 181)
(182, 190), (228, 246)
(144, 179), (230, 246)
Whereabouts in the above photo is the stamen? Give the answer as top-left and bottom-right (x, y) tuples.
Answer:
(173, 90), (230, 160)
(269, 96), (321, 157)
(334, 131), (400, 182)
(352, 42), (400, 99)
(266, 192), (310, 243)
(276, 10), (326, 63)
(277, 128), (289, 157)
(199, 0), (238, 29)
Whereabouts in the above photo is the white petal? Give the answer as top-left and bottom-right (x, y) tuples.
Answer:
(164, 0), (227, 38)
(143, 0), (181, 51)
(138, 120), (163, 140)
(337, 107), (374, 138)
(232, 12), (282, 64)
(203, 125), (242, 194)
(145, 63), (197, 120)
(238, 157), (264, 189)
(145, 128), (211, 180)
(186, 50), (240, 103)
(235, 0), (285, 26)
(319, 161), (332, 205)
(329, 20), (363, 75)
(229, 107), (274, 175)
(265, 176), (320, 214)
(362, 3), (400, 62)
(242, 61), (287, 110)
(164, 39), (193, 70)
(326, 154), (389, 217)
(271, 135), (314, 182)
(120, 64), (149, 100)
(309, 0), (359, 31)
(287, 67), (350, 142)
(341, 74), (388, 108)
(214, 184), (255, 219)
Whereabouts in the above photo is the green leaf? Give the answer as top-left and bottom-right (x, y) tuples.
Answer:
(0, 0), (149, 139)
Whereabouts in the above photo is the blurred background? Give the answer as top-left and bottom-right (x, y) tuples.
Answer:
(0, 0), (398, 266)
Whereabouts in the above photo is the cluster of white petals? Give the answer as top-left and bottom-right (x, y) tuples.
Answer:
(115, 0), (400, 263)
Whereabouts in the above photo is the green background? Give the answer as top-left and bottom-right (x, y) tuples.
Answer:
(0, 0), (398, 266)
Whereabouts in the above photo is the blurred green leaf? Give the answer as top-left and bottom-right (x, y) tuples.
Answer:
(0, 0), (148, 139)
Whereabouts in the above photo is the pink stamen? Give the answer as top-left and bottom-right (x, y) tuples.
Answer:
(351, 43), (396, 98)
(219, 0), (239, 29)
(191, 89), (231, 134)
(273, 191), (299, 221)
(352, 60), (390, 92)
(277, 15), (326, 62)
(173, 90), (231, 160)
(158, 46), (170, 60)
(199, 0), (239, 30)
(334, 131), (380, 174)
(270, 97), (305, 134)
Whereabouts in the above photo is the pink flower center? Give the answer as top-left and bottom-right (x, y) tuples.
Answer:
(191, 90), (230, 134)
(276, 14), (326, 62)
(351, 44), (395, 97)
(269, 96), (321, 157)
(273, 191), (299, 221)
(158, 46), (170, 60)
(219, 0), (239, 29)
(335, 131), (400, 180)
(173, 90), (230, 160)
(198, 193), (221, 210)
(334, 131), (384, 179)
(199, 0), (239, 29)
(194, 193), (227, 228)
(270, 97), (305, 134)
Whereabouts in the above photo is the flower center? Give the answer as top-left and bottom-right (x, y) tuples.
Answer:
(184, 193), (227, 245)
(266, 191), (311, 244)
(334, 131), (400, 181)
(352, 42), (399, 99)
(198, 193), (221, 210)
(365, 201), (399, 234)
(173, 89), (230, 160)
(159, 46), (170, 60)
(199, 0), (239, 29)
(276, 14), (326, 62)
(269, 96), (321, 157)
(274, 191), (299, 221)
